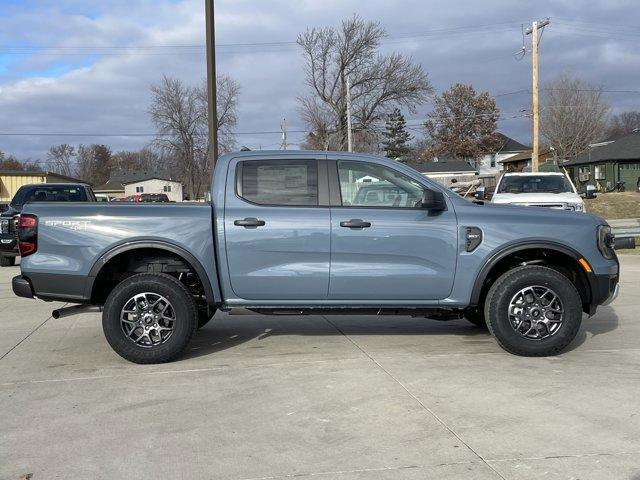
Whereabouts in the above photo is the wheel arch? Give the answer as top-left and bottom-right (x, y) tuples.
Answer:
(470, 241), (595, 312)
(86, 240), (220, 306)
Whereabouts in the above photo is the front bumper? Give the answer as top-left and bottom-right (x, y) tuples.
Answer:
(592, 271), (619, 307)
(601, 283), (619, 306)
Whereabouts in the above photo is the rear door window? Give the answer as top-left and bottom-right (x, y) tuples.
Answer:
(238, 160), (318, 206)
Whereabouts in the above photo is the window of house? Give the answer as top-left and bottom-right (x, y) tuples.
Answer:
(490, 154), (496, 168)
(239, 160), (318, 206)
(136, 186), (144, 193)
(163, 185), (172, 192)
(337, 161), (424, 208)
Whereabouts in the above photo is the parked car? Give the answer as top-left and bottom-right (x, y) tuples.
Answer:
(11, 151), (633, 363)
(95, 194), (112, 202)
(0, 203), (9, 213)
(120, 193), (170, 203)
(482, 172), (587, 211)
(0, 183), (95, 266)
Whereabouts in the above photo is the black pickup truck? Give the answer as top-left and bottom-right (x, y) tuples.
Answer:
(0, 183), (95, 266)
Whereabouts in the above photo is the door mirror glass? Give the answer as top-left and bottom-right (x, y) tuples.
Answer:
(585, 184), (597, 199)
(475, 185), (486, 200)
(421, 189), (446, 211)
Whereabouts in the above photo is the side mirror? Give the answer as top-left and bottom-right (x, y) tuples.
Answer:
(475, 185), (486, 200)
(421, 189), (446, 211)
(585, 184), (597, 199)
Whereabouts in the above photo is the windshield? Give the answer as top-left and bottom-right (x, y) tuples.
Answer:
(11, 185), (89, 207)
(497, 175), (574, 194)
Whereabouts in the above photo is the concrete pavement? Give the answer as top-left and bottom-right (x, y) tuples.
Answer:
(1, 257), (639, 480)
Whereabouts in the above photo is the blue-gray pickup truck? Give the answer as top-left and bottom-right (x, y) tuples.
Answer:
(11, 151), (631, 363)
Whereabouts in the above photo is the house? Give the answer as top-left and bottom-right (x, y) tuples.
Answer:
(475, 133), (529, 175)
(123, 176), (183, 202)
(94, 171), (183, 201)
(0, 170), (88, 202)
(498, 149), (557, 173)
(408, 160), (478, 186)
(562, 130), (640, 190)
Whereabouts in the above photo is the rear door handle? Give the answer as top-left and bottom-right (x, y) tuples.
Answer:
(234, 217), (266, 227)
(340, 219), (371, 229)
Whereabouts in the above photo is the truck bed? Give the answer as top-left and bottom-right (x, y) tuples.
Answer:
(19, 202), (216, 302)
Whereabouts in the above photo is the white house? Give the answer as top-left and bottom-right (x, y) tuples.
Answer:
(475, 133), (529, 175)
(124, 176), (183, 202)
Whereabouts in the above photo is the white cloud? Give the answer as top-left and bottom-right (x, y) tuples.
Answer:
(1, 0), (640, 159)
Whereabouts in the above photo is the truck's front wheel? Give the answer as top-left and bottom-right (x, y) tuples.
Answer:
(484, 266), (582, 356)
(102, 273), (198, 364)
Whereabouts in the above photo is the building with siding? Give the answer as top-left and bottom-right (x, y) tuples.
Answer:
(475, 133), (529, 175)
(407, 160), (478, 186)
(0, 170), (87, 202)
(123, 177), (183, 202)
(562, 130), (640, 191)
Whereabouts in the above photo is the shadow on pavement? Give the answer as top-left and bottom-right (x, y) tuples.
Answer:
(183, 306), (620, 360)
(182, 314), (494, 360)
(565, 305), (619, 352)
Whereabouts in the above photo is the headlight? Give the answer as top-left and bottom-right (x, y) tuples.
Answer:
(597, 225), (615, 259)
(570, 203), (584, 212)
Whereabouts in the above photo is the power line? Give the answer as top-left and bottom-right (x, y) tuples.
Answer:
(0, 21), (523, 56)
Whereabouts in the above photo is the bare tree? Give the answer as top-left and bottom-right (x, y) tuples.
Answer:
(111, 148), (162, 173)
(75, 144), (112, 185)
(423, 84), (501, 163)
(149, 74), (240, 199)
(541, 73), (610, 159)
(297, 15), (432, 152)
(607, 111), (640, 138)
(47, 144), (75, 176)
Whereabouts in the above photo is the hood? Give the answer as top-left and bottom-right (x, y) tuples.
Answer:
(492, 192), (582, 205)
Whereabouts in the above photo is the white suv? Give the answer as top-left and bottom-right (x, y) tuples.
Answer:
(489, 172), (585, 212)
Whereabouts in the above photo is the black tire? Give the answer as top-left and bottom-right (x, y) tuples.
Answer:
(102, 273), (198, 364)
(464, 307), (487, 328)
(0, 256), (16, 267)
(484, 265), (582, 357)
(198, 307), (217, 329)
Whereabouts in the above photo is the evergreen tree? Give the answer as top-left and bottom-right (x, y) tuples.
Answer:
(382, 108), (411, 160)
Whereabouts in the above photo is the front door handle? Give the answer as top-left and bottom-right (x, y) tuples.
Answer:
(234, 217), (266, 227)
(340, 219), (371, 229)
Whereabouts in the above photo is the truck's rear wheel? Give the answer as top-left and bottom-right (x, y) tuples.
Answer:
(102, 273), (198, 364)
(484, 266), (582, 356)
(0, 256), (16, 267)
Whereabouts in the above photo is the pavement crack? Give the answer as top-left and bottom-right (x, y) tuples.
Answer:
(0, 311), (59, 362)
(321, 315), (508, 480)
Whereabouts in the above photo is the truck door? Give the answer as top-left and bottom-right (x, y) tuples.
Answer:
(328, 160), (458, 301)
(224, 156), (331, 300)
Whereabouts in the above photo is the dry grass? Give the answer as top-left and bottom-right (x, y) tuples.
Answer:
(584, 192), (640, 220)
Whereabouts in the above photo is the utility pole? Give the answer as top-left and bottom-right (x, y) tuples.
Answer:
(205, 0), (218, 168)
(281, 118), (288, 150)
(525, 18), (549, 172)
(346, 75), (353, 152)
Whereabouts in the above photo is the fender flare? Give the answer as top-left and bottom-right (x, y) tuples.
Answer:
(85, 240), (219, 305)
(469, 241), (594, 306)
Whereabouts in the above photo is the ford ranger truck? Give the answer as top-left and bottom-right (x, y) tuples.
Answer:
(11, 151), (628, 364)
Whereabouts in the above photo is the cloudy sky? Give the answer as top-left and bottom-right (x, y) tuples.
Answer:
(1, 0), (639, 162)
